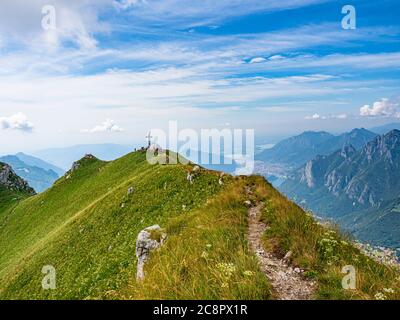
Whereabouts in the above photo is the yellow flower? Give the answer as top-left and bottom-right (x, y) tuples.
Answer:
(374, 292), (387, 300)
(243, 270), (254, 277)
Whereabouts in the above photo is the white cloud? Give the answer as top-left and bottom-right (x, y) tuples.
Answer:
(114, 0), (331, 26)
(305, 113), (348, 120)
(0, 112), (34, 132)
(114, 0), (147, 10)
(360, 98), (399, 117)
(249, 57), (266, 64)
(305, 113), (325, 120)
(83, 119), (123, 133)
(268, 55), (285, 61)
(0, 0), (111, 51)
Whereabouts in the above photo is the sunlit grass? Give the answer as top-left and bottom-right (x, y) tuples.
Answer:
(252, 176), (400, 300)
(121, 177), (271, 300)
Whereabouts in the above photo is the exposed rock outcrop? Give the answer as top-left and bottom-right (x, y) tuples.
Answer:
(69, 154), (97, 173)
(0, 162), (35, 195)
(136, 225), (167, 280)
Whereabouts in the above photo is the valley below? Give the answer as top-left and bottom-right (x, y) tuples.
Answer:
(255, 125), (400, 256)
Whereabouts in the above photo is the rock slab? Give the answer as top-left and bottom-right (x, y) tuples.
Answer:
(136, 225), (167, 280)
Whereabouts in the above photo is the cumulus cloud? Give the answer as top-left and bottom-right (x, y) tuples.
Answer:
(360, 98), (399, 117)
(82, 119), (123, 133)
(0, 113), (34, 132)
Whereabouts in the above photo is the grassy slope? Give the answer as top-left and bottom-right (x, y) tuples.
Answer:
(0, 186), (29, 221)
(0, 151), (399, 300)
(121, 176), (271, 300)
(252, 177), (400, 300)
(118, 176), (400, 300)
(0, 151), (227, 299)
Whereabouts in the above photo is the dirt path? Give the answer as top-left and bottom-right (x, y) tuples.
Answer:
(247, 201), (316, 300)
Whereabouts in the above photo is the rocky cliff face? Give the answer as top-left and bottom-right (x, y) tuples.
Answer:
(284, 130), (400, 211)
(279, 130), (400, 249)
(0, 162), (35, 195)
(256, 128), (377, 171)
(299, 145), (356, 191)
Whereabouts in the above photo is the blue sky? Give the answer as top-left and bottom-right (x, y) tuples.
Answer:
(0, 0), (399, 153)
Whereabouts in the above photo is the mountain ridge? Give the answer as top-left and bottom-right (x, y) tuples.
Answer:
(33, 143), (134, 170)
(280, 129), (400, 248)
(0, 162), (35, 214)
(0, 149), (399, 299)
(256, 128), (377, 170)
(0, 155), (60, 193)
(14, 152), (65, 177)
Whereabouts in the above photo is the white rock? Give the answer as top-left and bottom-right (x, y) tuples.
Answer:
(136, 225), (167, 280)
(283, 250), (292, 262)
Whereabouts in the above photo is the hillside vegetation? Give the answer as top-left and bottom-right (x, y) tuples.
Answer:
(0, 151), (399, 300)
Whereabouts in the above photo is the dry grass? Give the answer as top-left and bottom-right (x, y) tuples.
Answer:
(251, 176), (400, 300)
(120, 177), (272, 300)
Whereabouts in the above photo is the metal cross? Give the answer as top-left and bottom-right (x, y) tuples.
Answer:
(145, 131), (153, 147)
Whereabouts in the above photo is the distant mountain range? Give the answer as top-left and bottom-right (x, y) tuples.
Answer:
(14, 152), (65, 176)
(280, 130), (400, 248)
(256, 128), (378, 170)
(369, 122), (400, 135)
(33, 143), (134, 170)
(32, 143), (244, 174)
(0, 153), (64, 193)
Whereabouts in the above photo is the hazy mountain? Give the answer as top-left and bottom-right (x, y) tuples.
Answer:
(33, 143), (134, 170)
(369, 122), (400, 135)
(318, 128), (377, 154)
(0, 162), (35, 194)
(256, 128), (377, 170)
(0, 155), (59, 193)
(14, 152), (64, 176)
(256, 131), (334, 169)
(280, 130), (400, 248)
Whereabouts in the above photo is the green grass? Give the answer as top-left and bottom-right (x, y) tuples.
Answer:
(0, 186), (29, 221)
(0, 151), (399, 300)
(120, 177), (271, 300)
(0, 151), (225, 299)
(251, 176), (400, 300)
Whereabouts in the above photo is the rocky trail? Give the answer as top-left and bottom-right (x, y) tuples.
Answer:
(246, 188), (316, 300)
